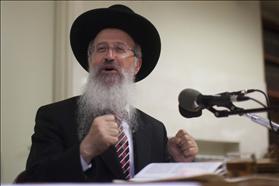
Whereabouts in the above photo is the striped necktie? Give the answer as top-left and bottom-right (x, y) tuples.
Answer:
(115, 125), (131, 179)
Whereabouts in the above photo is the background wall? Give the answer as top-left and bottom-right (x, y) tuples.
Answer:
(1, 1), (55, 183)
(1, 1), (268, 184)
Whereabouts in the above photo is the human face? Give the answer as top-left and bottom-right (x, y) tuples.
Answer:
(88, 28), (142, 85)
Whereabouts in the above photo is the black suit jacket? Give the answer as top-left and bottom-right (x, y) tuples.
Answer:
(25, 96), (170, 182)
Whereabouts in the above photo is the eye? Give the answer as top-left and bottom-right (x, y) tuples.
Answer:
(114, 45), (126, 53)
(96, 45), (107, 53)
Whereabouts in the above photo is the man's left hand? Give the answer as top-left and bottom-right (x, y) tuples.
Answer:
(167, 129), (198, 162)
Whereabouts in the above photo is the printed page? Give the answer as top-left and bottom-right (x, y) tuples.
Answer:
(131, 162), (224, 182)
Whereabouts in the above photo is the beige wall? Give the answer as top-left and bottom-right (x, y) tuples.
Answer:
(1, 1), (268, 184)
(1, 1), (54, 183)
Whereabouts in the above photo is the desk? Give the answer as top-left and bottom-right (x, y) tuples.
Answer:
(6, 174), (279, 186)
(203, 174), (279, 186)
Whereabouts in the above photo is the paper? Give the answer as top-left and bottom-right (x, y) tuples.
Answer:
(131, 161), (224, 182)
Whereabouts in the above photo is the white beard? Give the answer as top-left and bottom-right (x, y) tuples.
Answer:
(77, 62), (137, 141)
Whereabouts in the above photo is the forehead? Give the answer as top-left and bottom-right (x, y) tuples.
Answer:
(93, 28), (135, 46)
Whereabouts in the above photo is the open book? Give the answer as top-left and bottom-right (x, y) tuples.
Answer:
(130, 161), (225, 182)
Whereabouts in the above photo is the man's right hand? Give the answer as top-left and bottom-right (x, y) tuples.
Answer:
(80, 114), (120, 163)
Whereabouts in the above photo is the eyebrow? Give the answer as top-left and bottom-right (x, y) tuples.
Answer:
(95, 41), (132, 47)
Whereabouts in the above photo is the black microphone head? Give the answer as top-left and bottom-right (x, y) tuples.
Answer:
(178, 88), (201, 112)
(179, 105), (202, 118)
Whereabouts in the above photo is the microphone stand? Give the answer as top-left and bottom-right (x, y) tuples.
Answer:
(245, 113), (279, 132)
(206, 103), (279, 133)
(208, 107), (278, 117)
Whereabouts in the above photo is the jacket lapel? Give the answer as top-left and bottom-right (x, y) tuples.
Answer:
(133, 114), (151, 174)
(100, 146), (124, 179)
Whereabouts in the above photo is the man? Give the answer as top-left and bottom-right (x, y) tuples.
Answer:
(24, 4), (198, 182)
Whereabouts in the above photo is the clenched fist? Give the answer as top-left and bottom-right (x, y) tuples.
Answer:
(80, 114), (120, 163)
(167, 129), (198, 162)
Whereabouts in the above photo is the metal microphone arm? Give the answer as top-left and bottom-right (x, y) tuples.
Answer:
(245, 113), (279, 132)
(206, 101), (279, 133)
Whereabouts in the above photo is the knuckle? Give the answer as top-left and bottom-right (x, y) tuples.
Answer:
(113, 122), (119, 128)
(93, 117), (102, 125)
(105, 114), (115, 120)
(190, 147), (198, 154)
(112, 137), (119, 144)
(180, 129), (187, 135)
(94, 116), (102, 121)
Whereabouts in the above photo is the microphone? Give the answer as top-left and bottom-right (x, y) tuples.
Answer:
(178, 88), (251, 116)
(179, 105), (202, 118)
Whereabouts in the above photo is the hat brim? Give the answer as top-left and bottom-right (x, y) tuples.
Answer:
(70, 7), (161, 82)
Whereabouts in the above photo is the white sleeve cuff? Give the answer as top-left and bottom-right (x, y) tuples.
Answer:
(80, 155), (92, 171)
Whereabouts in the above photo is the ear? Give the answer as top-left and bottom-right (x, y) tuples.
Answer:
(134, 58), (142, 75)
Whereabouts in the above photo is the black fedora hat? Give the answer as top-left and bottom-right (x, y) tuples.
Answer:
(70, 4), (161, 82)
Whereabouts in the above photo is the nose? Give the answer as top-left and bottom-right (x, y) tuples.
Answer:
(104, 47), (116, 60)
